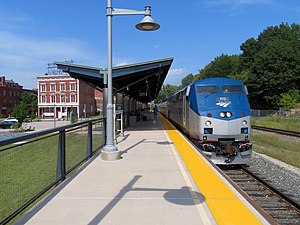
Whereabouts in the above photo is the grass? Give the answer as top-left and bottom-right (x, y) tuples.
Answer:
(0, 126), (103, 224)
(251, 115), (300, 132)
(251, 132), (300, 168)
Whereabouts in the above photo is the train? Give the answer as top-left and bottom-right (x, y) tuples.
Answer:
(158, 78), (252, 165)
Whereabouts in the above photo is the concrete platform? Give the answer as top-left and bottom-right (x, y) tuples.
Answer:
(16, 116), (215, 225)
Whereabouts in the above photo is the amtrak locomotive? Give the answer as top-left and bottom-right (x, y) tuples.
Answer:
(159, 78), (252, 165)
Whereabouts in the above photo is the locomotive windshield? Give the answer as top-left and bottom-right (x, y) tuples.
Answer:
(197, 86), (219, 94)
(222, 85), (244, 94)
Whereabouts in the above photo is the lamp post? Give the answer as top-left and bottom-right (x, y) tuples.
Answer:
(101, 1), (160, 161)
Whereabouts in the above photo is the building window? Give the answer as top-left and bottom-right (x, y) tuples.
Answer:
(50, 95), (56, 103)
(70, 83), (76, 91)
(70, 94), (76, 103)
(10, 91), (12, 96)
(60, 83), (66, 92)
(3, 90), (6, 96)
(41, 95), (46, 103)
(41, 84), (46, 92)
(50, 84), (56, 92)
(61, 95), (66, 103)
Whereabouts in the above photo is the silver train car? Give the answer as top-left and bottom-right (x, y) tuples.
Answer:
(159, 78), (252, 165)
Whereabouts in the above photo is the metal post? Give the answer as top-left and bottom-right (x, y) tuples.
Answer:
(86, 122), (93, 159)
(101, 0), (121, 160)
(103, 72), (108, 117)
(56, 130), (66, 182)
(101, 1), (159, 160)
(54, 103), (56, 127)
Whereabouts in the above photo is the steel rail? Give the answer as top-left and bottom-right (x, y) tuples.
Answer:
(221, 165), (300, 225)
(252, 125), (300, 138)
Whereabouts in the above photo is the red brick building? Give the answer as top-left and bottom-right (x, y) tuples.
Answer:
(37, 74), (97, 119)
(95, 89), (104, 115)
(0, 76), (23, 117)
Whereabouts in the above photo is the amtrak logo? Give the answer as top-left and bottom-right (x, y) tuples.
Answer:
(216, 97), (231, 108)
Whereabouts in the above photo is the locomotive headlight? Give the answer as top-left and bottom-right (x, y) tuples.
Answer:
(242, 120), (247, 126)
(226, 112), (232, 118)
(220, 112), (225, 118)
(205, 120), (212, 126)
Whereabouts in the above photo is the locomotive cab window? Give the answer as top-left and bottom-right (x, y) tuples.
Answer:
(197, 86), (219, 94)
(222, 85), (244, 94)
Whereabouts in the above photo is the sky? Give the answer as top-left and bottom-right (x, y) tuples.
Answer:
(0, 0), (299, 89)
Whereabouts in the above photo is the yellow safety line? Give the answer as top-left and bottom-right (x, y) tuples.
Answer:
(159, 114), (263, 225)
(161, 123), (213, 225)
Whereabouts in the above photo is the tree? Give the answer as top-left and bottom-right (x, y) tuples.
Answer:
(154, 84), (179, 103)
(179, 73), (196, 89)
(196, 54), (240, 80)
(12, 102), (27, 124)
(20, 92), (38, 117)
(277, 89), (300, 109)
(12, 92), (38, 124)
(240, 23), (300, 109)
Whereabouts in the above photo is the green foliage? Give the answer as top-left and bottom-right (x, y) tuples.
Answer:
(196, 54), (240, 80)
(11, 92), (37, 124)
(179, 73), (196, 89)
(12, 102), (27, 124)
(154, 84), (179, 103)
(241, 23), (300, 109)
(20, 92), (38, 115)
(277, 89), (300, 109)
(157, 23), (300, 110)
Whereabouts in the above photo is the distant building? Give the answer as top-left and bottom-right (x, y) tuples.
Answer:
(0, 76), (23, 116)
(95, 89), (104, 115)
(37, 74), (97, 119)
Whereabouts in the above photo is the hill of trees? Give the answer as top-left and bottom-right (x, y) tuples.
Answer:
(155, 23), (300, 110)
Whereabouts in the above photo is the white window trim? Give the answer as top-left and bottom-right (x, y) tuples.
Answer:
(70, 94), (76, 103)
(50, 83), (56, 92)
(41, 94), (46, 103)
(40, 83), (46, 92)
(50, 94), (56, 103)
(60, 95), (66, 103)
(60, 83), (66, 92)
(70, 82), (77, 91)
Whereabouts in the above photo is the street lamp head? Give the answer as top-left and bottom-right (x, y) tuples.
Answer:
(135, 15), (160, 31)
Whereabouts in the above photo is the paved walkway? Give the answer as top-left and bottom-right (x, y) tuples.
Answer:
(16, 116), (215, 225)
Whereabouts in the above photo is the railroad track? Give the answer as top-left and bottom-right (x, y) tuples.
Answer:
(252, 125), (300, 138)
(220, 165), (300, 225)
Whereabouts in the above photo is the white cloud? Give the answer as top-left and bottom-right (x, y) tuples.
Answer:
(168, 68), (186, 76)
(115, 62), (129, 67)
(203, 0), (273, 12)
(205, 0), (272, 7)
(0, 31), (99, 89)
(164, 68), (187, 85)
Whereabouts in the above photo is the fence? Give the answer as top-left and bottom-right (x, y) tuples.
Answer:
(251, 109), (300, 118)
(0, 118), (105, 225)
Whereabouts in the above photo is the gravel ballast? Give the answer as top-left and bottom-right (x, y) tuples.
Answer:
(248, 152), (300, 204)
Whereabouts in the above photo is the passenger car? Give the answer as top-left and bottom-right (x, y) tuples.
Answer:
(3, 117), (19, 123)
(0, 121), (17, 129)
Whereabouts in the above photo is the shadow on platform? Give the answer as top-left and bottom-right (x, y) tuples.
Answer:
(88, 175), (203, 225)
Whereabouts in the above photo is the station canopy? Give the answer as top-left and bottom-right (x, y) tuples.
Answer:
(55, 57), (173, 103)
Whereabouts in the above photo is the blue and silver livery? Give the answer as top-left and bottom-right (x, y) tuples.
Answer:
(159, 78), (252, 165)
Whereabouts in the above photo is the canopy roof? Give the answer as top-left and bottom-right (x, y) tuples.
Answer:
(55, 57), (173, 103)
